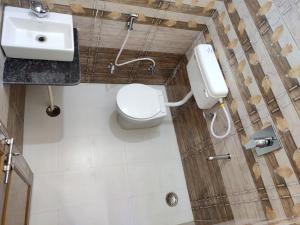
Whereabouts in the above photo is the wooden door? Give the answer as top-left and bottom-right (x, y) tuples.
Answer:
(0, 137), (33, 225)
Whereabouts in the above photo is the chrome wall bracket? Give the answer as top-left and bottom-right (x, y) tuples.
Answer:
(244, 125), (282, 156)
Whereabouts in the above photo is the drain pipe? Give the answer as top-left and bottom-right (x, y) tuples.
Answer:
(165, 91), (193, 107)
(46, 86), (61, 117)
(48, 86), (54, 110)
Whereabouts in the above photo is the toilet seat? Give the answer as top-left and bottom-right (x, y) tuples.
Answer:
(117, 84), (163, 120)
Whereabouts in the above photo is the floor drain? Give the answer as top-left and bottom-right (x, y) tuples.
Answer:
(166, 192), (178, 207)
(46, 105), (61, 117)
(36, 35), (47, 43)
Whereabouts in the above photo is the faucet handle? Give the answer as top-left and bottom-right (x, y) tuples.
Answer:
(244, 137), (275, 150)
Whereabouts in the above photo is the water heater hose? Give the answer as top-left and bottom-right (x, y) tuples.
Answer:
(210, 99), (231, 139)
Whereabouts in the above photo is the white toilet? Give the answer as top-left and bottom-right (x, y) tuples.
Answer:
(116, 44), (230, 136)
(116, 84), (167, 129)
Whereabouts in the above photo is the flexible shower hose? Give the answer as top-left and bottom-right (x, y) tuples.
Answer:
(114, 29), (155, 67)
(210, 100), (231, 139)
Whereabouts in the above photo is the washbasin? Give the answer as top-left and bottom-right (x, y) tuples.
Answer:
(1, 6), (74, 61)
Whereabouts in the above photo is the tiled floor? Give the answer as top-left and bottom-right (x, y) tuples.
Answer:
(23, 84), (193, 225)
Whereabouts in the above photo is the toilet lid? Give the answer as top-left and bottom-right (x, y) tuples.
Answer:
(117, 84), (161, 119)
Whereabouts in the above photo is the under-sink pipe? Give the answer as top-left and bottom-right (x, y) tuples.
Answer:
(165, 91), (193, 107)
(48, 86), (54, 111)
(46, 86), (61, 117)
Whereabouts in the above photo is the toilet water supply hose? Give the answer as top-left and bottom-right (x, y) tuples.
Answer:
(210, 99), (231, 139)
(165, 91), (193, 107)
(114, 29), (156, 68)
(165, 92), (231, 139)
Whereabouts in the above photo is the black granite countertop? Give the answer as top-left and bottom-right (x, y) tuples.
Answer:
(3, 28), (80, 86)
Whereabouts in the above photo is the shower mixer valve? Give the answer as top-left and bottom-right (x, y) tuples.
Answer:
(244, 137), (275, 149)
(243, 125), (282, 156)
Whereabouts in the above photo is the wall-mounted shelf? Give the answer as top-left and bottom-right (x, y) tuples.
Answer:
(2, 29), (80, 86)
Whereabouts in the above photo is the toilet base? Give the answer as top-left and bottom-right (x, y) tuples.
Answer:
(117, 113), (164, 129)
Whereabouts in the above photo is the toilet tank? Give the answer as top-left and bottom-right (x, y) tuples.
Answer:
(187, 44), (228, 109)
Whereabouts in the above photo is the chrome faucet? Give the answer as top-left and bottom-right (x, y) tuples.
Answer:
(29, 0), (49, 18)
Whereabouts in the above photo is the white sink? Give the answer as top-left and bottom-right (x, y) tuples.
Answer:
(1, 6), (74, 61)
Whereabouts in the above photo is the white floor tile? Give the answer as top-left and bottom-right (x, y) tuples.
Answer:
(30, 210), (59, 225)
(92, 135), (126, 167)
(130, 193), (168, 225)
(127, 162), (162, 196)
(61, 108), (91, 138)
(105, 196), (133, 225)
(24, 84), (193, 225)
(96, 164), (130, 199)
(58, 136), (95, 171)
(31, 173), (62, 213)
(58, 201), (109, 225)
(159, 160), (187, 193)
(59, 169), (98, 206)
(62, 84), (122, 110)
(23, 143), (59, 174)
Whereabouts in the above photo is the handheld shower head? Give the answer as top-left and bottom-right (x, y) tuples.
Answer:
(127, 14), (138, 30)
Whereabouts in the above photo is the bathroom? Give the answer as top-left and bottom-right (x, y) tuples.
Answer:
(1, 0), (300, 224)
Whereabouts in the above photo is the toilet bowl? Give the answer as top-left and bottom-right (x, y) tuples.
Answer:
(116, 83), (167, 129)
(115, 44), (231, 138)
